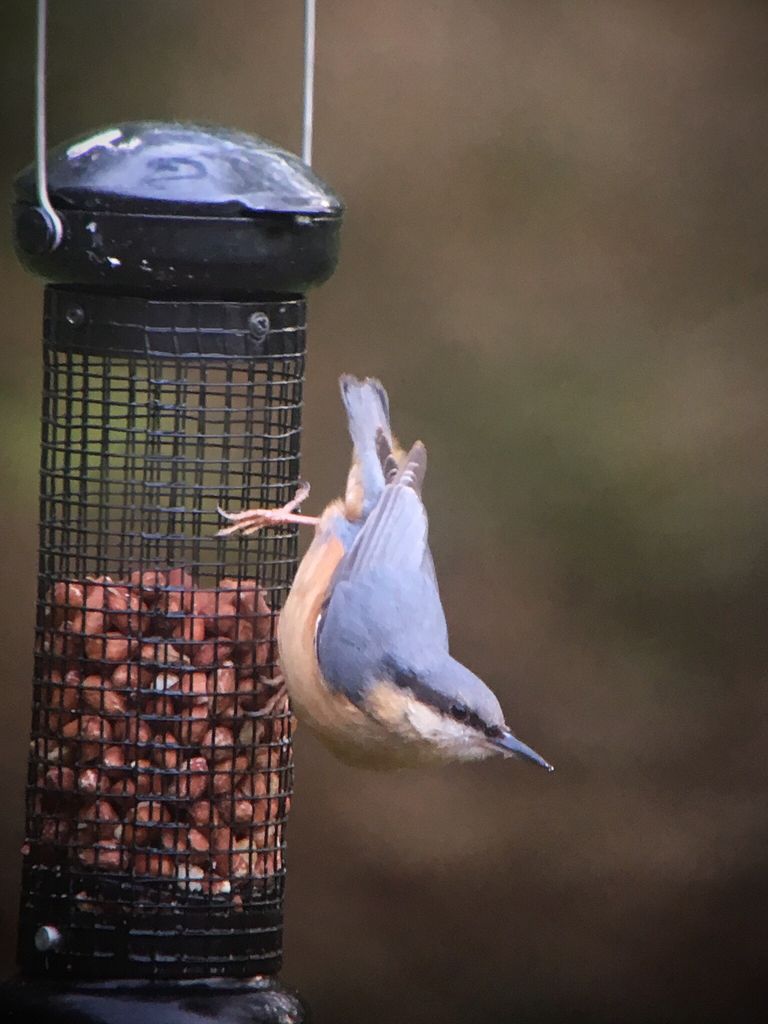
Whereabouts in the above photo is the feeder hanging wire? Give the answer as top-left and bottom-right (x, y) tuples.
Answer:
(35, 0), (63, 249)
(302, 0), (316, 165)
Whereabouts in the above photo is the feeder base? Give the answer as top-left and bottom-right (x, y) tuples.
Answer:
(0, 976), (307, 1023)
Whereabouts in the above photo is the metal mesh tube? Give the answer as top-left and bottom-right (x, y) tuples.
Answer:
(19, 287), (305, 981)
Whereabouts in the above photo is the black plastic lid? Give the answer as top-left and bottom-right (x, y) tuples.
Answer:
(13, 122), (344, 296)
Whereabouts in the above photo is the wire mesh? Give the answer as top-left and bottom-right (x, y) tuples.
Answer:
(19, 287), (305, 980)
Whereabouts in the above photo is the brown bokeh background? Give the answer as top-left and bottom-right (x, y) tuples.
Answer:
(2, 2), (767, 1021)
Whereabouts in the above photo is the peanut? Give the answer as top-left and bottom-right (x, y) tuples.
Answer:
(200, 725), (235, 762)
(178, 704), (210, 746)
(44, 765), (75, 791)
(188, 799), (216, 829)
(102, 745), (126, 776)
(40, 817), (70, 845)
(133, 759), (155, 796)
(106, 585), (146, 634)
(242, 584), (274, 641)
(163, 568), (195, 615)
(45, 670), (80, 729)
(129, 569), (167, 606)
(79, 841), (126, 870)
(140, 641), (185, 668)
(172, 613), (205, 647)
(152, 732), (181, 771)
(61, 716), (83, 740)
(208, 662), (236, 698)
(211, 824), (233, 877)
(145, 697), (179, 735)
(176, 757), (208, 801)
(83, 581), (110, 636)
(133, 852), (175, 877)
(77, 767), (102, 795)
(176, 864), (206, 891)
(51, 581), (85, 626)
(109, 777), (136, 803)
(134, 799), (166, 846)
(211, 754), (249, 795)
(153, 671), (181, 694)
(179, 671), (209, 706)
(187, 828), (209, 855)
(78, 799), (119, 836)
(111, 661), (151, 690)
(82, 676), (127, 716)
(221, 774), (268, 826)
(114, 716), (152, 752)
(238, 717), (268, 748)
(192, 638), (234, 668)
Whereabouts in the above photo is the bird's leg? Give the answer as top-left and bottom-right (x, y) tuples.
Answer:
(217, 480), (320, 536)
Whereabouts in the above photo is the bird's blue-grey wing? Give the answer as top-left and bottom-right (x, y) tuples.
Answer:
(317, 443), (448, 701)
(339, 444), (426, 575)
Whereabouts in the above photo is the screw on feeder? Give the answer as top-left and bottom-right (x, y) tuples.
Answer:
(248, 311), (271, 343)
(64, 304), (85, 327)
(33, 926), (62, 953)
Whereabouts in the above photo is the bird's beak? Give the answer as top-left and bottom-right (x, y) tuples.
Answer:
(490, 730), (554, 771)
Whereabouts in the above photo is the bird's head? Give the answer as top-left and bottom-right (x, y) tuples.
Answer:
(361, 657), (554, 769)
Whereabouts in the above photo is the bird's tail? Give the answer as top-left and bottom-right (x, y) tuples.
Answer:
(339, 375), (393, 516)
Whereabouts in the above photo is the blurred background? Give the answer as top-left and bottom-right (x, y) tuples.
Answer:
(1, 2), (767, 1021)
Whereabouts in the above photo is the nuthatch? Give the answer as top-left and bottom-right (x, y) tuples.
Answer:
(219, 375), (553, 771)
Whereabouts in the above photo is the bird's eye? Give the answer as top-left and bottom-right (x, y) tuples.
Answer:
(450, 703), (468, 721)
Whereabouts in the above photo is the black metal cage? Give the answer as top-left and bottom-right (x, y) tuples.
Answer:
(23, 289), (304, 980)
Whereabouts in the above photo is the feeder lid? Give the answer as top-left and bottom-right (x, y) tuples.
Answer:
(14, 121), (343, 217)
(13, 121), (343, 295)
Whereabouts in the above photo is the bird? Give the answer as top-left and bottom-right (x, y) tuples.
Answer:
(218, 375), (553, 771)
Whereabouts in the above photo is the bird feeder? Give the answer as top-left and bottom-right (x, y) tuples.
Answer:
(2, 15), (341, 1020)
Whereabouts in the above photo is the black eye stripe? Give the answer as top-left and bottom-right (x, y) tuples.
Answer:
(451, 704), (491, 733)
(390, 666), (494, 735)
(467, 711), (486, 732)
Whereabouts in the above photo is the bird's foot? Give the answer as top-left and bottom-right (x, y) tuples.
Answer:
(217, 480), (319, 536)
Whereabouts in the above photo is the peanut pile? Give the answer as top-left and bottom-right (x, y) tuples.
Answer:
(30, 569), (292, 902)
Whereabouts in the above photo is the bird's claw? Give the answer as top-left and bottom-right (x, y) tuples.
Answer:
(217, 481), (318, 537)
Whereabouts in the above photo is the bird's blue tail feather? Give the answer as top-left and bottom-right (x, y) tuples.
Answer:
(339, 375), (392, 515)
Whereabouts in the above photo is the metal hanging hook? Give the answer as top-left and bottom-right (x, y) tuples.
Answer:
(35, 0), (63, 250)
